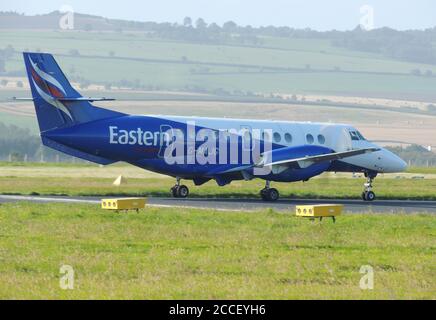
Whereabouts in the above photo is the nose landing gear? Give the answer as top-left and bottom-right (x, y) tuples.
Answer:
(260, 181), (280, 202)
(171, 177), (189, 198)
(362, 174), (376, 201)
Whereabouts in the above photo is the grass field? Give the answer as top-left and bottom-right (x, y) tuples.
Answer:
(0, 162), (435, 200)
(407, 167), (436, 174)
(0, 202), (434, 299)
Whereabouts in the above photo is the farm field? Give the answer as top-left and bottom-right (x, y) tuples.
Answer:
(1, 30), (436, 99)
(1, 29), (436, 148)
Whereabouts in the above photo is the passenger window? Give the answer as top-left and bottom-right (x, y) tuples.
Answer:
(284, 133), (293, 144)
(306, 134), (314, 144)
(317, 134), (325, 144)
(273, 132), (281, 143)
(242, 129), (252, 151)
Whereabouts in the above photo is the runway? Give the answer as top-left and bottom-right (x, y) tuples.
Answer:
(0, 194), (436, 213)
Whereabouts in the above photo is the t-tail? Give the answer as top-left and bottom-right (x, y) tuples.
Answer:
(23, 52), (126, 164)
(23, 52), (125, 133)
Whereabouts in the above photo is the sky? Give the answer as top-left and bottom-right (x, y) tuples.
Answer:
(1, 0), (435, 31)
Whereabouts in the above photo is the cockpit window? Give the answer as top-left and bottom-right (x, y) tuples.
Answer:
(349, 130), (366, 141)
(349, 131), (359, 141)
(356, 131), (366, 140)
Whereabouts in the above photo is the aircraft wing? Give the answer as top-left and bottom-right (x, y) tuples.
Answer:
(212, 147), (380, 177)
(12, 97), (115, 102)
(257, 147), (380, 169)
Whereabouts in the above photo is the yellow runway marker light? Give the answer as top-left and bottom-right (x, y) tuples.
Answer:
(101, 198), (146, 212)
(296, 204), (343, 222)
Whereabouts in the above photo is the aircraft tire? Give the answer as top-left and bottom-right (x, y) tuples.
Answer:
(365, 191), (376, 201)
(362, 191), (376, 201)
(177, 185), (189, 198)
(261, 188), (279, 202)
(267, 188), (280, 201)
(260, 188), (268, 201)
(171, 186), (179, 198)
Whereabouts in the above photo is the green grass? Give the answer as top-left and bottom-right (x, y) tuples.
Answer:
(0, 175), (435, 200)
(0, 202), (434, 299)
(407, 167), (436, 174)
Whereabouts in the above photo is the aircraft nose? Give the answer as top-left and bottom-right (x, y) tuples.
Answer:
(399, 158), (407, 172)
(383, 149), (407, 173)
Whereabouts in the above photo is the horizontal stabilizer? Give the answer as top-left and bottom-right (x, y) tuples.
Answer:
(12, 97), (34, 101)
(58, 97), (115, 102)
(12, 97), (115, 102)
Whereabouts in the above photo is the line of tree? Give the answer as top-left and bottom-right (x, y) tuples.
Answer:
(102, 17), (436, 65)
(0, 122), (84, 162)
(1, 11), (436, 66)
(331, 26), (436, 65)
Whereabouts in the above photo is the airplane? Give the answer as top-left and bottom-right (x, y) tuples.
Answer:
(21, 52), (407, 202)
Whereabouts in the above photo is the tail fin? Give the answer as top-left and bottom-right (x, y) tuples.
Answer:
(23, 52), (124, 132)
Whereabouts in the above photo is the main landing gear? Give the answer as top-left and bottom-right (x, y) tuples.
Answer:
(362, 174), (376, 202)
(260, 181), (280, 202)
(171, 177), (189, 198)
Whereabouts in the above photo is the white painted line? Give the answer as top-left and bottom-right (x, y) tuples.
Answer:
(0, 195), (99, 204)
(146, 203), (253, 212)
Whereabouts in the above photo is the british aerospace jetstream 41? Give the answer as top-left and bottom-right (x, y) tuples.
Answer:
(22, 52), (407, 201)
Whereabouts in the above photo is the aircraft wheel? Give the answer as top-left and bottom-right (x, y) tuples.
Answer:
(365, 191), (376, 202)
(260, 188), (268, 201)
(268, 188), (280, 201)
(362, 191), (376, 201)
(261, 188), (279, 202)
(176, 185), (189, 198)
(171, 186), (179, 198)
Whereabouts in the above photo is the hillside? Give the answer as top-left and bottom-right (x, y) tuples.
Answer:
(0, 11), (436, 99)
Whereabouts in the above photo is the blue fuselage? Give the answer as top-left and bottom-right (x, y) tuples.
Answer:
(43, 114), (396, 185)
